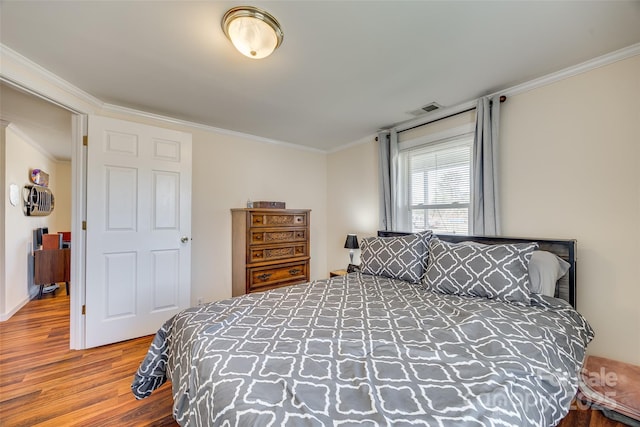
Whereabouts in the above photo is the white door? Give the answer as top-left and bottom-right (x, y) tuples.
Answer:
(85, 115), (192, 348)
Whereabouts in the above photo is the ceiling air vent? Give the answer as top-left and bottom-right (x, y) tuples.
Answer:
(407, 102), (443, 117)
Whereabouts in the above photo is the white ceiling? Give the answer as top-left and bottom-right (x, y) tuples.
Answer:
(1, 1), (640, 156)
(0, 83), (72, 161)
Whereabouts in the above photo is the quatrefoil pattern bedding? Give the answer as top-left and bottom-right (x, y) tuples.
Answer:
(133, 273), (593, 427)
(359, 231), (432, 284)
(424, 238), (538, 305)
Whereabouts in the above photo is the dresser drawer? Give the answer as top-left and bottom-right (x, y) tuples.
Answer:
(248, 261), (309, 292)
(248, 243), (307, 263)
(250, 228), (307, 245)
(250, 212), (307, 228)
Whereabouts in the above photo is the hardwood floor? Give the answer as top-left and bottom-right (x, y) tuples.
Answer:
(0, 293), (177, 426)
(0, 292), (630, 426)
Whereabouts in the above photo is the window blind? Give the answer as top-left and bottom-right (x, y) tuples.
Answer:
(406, 135), (472, 234)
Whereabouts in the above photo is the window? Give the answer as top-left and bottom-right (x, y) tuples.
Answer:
(404, 135), (472, 234)
(396, 117), (474, 234)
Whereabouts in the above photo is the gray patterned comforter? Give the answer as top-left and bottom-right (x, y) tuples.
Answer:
(132, 273), (594, 426)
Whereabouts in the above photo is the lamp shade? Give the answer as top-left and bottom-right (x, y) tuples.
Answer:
(222, 6), (284, 59)
(344, 234), (359, 249)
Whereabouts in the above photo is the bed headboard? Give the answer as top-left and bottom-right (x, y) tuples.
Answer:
(378, 231), (577, 308)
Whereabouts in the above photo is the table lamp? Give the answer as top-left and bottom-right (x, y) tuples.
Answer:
(344, 234), (359, 264)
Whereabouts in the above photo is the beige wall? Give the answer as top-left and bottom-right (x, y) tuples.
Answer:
(3, 126), (62, 313)
(500, 55), (640, 365)
(327, 54), (640, 365)
(49, 161), (72, 234)
(189, 129), (327, 303)
(98, 109), (328, 305)
(0, 123), (6, 317)
(326, 138), (379, 271)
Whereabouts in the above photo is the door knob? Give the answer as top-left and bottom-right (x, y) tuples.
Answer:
(180, 236), (190, 243)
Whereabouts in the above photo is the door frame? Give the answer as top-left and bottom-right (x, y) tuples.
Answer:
(1, 76), (88, 349)
(70, 113), (87, 349)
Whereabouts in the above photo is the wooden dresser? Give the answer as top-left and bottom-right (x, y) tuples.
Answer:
(34, 248), (71, 298)
(231, 208), (310, 296)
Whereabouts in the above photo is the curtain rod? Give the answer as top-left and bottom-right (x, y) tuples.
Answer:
(376, 96), (506, 140)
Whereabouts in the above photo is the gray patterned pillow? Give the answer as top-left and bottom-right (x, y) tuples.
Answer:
(424, 238), (538, 305)
(360, 231), (432, 284)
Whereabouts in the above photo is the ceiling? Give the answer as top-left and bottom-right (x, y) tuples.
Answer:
(1, 1), (640, 156)
(0, 82), (72, 161)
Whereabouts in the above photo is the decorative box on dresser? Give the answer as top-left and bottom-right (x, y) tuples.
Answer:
(231, 208), (311, 296)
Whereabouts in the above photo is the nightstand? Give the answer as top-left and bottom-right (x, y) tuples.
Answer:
(329, 269), (348, 278)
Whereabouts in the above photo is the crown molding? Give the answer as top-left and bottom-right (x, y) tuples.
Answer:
(499, 42), (640, 98)
(101, 103), (325, 154)
(355, 42), (640, 146)
(1, 44), (103, 113)
(6, 123), (57, 162)
(327, 134), (375, 154)
(2, 43), (323, 154)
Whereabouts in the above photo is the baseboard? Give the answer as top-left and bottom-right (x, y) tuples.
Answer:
(0, 295), (31, 321)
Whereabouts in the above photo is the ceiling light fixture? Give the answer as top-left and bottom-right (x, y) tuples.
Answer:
(221, 6), (284, 59)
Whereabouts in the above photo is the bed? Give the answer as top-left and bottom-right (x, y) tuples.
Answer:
(132, 232), (594, 426)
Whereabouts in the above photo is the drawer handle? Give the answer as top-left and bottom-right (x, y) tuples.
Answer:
(257, 273), (271, 281)
(289, 268), (301, 275)
(255, 235), (263, 240)
(295, 217), (302, 223)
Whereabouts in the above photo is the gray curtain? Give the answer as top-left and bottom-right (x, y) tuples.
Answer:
(472, 95), (501, 235)
(378, 129), (399, 231)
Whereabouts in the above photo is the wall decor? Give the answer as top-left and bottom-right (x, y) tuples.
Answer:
(23, 185), (55, 216)
(30, 168), (49, 187)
